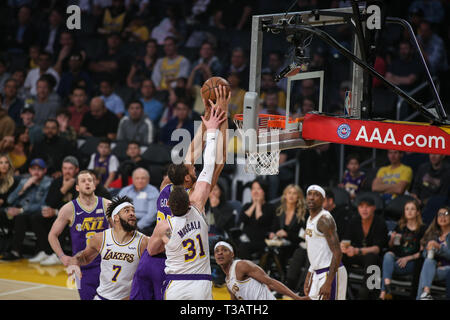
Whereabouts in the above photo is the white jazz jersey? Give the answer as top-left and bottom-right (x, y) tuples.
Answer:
(226, 260), (276, 300)
(96, 229), (144, 300)
(305, 209), (335, 271)
(165, 205), (211, 275)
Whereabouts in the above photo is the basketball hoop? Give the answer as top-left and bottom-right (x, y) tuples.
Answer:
(233, 114), (304, 175)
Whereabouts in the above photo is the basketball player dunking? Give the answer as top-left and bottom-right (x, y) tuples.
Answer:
(304, 185), (348, 300)
(130, 86), (230, 300)
(48, 170), (110, 300)
(66, 196), (148, 300)
(148, 104), (227, 300)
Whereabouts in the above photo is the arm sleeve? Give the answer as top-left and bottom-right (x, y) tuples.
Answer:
(197, 130), (218, 185)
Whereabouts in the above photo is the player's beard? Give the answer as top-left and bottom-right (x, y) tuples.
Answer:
(119, 216), (137, 232)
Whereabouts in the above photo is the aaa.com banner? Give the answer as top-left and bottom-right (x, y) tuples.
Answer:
(302, 113), (450, 155)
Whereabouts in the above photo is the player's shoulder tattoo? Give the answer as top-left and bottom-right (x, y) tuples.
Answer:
(317, 214), (336, 234)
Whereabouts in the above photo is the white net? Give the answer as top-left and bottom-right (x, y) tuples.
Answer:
(245, 150), (280, 175)
(234, 115), (281, 176)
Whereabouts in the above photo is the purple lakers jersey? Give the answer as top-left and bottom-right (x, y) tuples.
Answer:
(156, 184), (190, 223)
(70, 196), (109, 268)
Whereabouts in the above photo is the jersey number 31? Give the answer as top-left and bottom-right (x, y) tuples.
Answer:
(182, 234), (205, 262)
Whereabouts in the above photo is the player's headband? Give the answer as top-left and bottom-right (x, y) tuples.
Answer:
(214, 241), (234, 253)
(111, 202), (134, 219)
(307, 185), (326, 198)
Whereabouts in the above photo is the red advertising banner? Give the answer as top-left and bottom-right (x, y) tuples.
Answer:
(302, 113), (450, 155)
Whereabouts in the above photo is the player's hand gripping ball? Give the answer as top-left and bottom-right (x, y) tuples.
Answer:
(201, 77), (231, 105)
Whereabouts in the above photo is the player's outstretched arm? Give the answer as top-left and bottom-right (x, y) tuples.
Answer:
(189, 104), (227, 211)
(209, 85), (231, 190)
(238, 260), (310, 300)
(147, 219), (170, 256)
(48, 202), (75, 267)
(66, 232), (103, 279)
(317, 215), (342, 300)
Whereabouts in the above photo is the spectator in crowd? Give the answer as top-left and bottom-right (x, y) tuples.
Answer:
(30, 118), (75, 178)
(31, 76), (62, 126)
(338, 153), (366, 200)
(57, 52), (93, 99)
(117, 100), (153, 145)
(19, 105), (43, 145)
(88, 32), (130, 84)
(24, 52), (60, 97)
(237, 178), (276, 260)
(285, 211), (309, 294)
(150, 5), (186, 45)
(1, 158), (52, 261)
(39, 8), (64, 56)
(118, 167), (159, 235)
(297, 143), (339, 191)
(323, 188), (354, 241)
(268, 184), (307, 273)
(159, 98), (195, 147)
(55, 108), (77, 148)
(122, 15), (150, 43)
(372, 150), (413, 204)
(223, 72), (245, 120)
(0, 59), (10, 94)
(417, 20), (449, 76)
(411, 154), (450, 206)
(151, 36), (191, 91)
(53, 31), (87, 76)
(0, 154), (20, 252)
(204, 181), (235, 248)
(260, 72), (287, 109)
(340, 196), (388, 299)
(259, 89), (285, 116)
(379, 199), (426, 300)
(88, 169), (112, 200)
(117, 141), (150, 188)
(11, 69), (27, 101)
(5, 5), (37, 53)
(98, 0), (128, 35)
(211, 0), (253, 31)
(99, 78), (126, 118)
(385, 40), (423, 92)
(408, 0), (445, 25)
(1, 78), (24, 125)
(127, 39), (159, 90)
(416, 206), (450, 300)
(79, 97), (119, 140)
(27, 45), (40, 70)
(0, 106), (15, 141)
(87, 138), (120, 189)
(4, 126), (31, 174)
(262, 51), (287, 92)
(190, 41), (223, 86)
(67, 86), (90, 135)
(159, 76), (197, 127)
(293, 96), (317, 118)
(138, 79), (164, 126)
(223, 47), (249, 91)
(28, 156), (80, 266)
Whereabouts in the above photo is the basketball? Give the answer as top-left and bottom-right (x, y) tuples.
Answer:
(201, 76), (231, 103)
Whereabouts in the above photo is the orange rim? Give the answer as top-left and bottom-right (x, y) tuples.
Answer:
(234, 114), (304, 129)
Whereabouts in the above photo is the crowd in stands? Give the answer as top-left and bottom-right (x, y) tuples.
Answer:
(0, 0), (449, 300)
